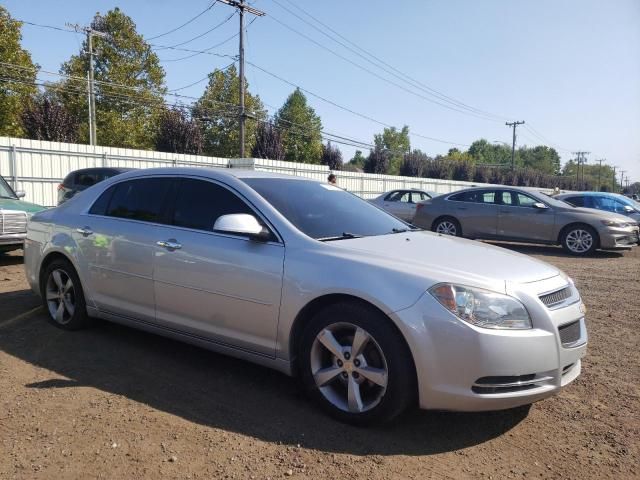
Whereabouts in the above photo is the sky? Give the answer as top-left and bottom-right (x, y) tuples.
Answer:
(4, 0), (640, 183)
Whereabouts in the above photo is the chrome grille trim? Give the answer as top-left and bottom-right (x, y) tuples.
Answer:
(539, 286), (572, 307)
(0, 210), (28, 235)
(471, 374), (554, 394)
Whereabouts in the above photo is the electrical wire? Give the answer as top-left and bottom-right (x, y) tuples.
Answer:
(153, 11), (235, 51)
(145, 1), (218, 41)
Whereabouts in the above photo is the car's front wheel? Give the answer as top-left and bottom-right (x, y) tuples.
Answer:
(41, 259), (90, 330)
(299, 302), (415, 425)
(561, 225), (598, 256)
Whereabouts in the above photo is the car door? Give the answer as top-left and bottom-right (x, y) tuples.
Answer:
(75, 177), (173, 321)
(497, 190), (555, 241)
(450, 190), (499, 238)
(384, 191), (414, 220)
(152, 177), (285, 357)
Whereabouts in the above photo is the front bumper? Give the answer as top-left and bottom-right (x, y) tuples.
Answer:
(391, 278), (587, 411)
(0, 232), (26, 247)
(599, 225), (640, 249)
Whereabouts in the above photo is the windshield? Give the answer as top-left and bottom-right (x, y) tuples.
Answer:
(536, 191), (576, 208)
(0, 176), (17, 199)
(243, 178), (412, 240)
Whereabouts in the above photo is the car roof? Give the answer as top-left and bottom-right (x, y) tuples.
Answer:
(110, 166), (318, 182)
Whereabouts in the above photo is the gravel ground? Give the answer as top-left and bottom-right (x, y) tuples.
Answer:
(0, 245), (638, 480)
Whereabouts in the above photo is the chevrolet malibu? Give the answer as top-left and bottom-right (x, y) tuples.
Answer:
(25, 168), (588, 425)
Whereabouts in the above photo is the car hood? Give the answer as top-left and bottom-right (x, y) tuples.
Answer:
(332, 230), (562, 289)
(554, 204), (633, 221)
(0, 198), (46, 214)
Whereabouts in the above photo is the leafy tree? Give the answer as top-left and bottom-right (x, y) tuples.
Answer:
(399, 150), (429, 177)
(373, 125), (410, 175)
(321, 141), (343, 170)
(251, 122), (284, 160)
(518, 145), (560, 174)
(21, 93), (79, 142)
(55, 8), (166, 148)
(364, 145), (391, 174)
(155, 107), (203, 154)
(467, 139), (510, 165)
(194, 64), (265, 157)
(348, 150), (366, 170)
(0, 7), (37, 137)
(274, 88), (323, 163)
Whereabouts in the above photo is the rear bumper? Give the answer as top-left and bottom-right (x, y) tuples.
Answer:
(391, 282), (587, 412)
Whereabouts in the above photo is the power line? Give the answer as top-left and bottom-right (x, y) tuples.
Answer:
(146, 1), (218, 40)
(273, 0), (509, 123)
(153, 10), (235, 50)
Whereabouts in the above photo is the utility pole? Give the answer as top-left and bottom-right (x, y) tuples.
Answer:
(219, 0), (265, 158)
(620, 170), (626, 193)
(505, 121), (525, 170)
(612, 166), (617, 192)
(596, 158), (605, 191)
(572, 151), (590, 189)
(68, 23), (108, 146)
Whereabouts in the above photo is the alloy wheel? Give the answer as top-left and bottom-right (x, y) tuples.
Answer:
(436, 220), (457, 236)
(565, 229), (593, 254)
(310, 322), (388, 413)
(45, 269), (76, 325)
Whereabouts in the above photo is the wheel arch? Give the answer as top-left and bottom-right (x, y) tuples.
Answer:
(38, 250), (81, 294)
(431, 215), (462, 234)
(289, 294), (418, 393)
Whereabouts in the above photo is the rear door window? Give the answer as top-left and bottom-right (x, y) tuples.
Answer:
(104, 178), (173, 223)
(564, 196), (585, 207)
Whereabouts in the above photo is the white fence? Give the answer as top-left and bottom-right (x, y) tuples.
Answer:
(2, 136), (501, 207)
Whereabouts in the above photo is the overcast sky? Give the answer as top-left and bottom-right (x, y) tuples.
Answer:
(6, 0), (640, 182)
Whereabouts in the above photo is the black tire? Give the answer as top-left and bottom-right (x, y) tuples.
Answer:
(560, 224), (599, 256)
(432, 216), (462, 237)
(40, 258), (90, 330)
(299, 301), (416, 426)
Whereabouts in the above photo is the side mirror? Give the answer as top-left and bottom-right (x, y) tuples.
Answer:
(213, 214), (271, 241)
(15, 190), (26, 199)
(533, 202), (548, 210)
(623, 205), (634, 213)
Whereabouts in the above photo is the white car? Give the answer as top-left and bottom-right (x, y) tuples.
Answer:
(25, 168), (587, 425)
(369, 189), (438, 222)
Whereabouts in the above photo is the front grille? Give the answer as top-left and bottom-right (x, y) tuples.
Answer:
(539, 287), (572, 307)
(472, 373), (551, 394)
(0, 210), (28, 234)
(558, 320), (581, 347)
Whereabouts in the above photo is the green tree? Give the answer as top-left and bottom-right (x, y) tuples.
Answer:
(373, 126), (410, 175)
(518, 145), (561, 174)
(467, 139), (510, 165)
(275, 88), (323, 163)
(55, 8), (166, 148)
(194, 65), (265, 157)
(0, 7), (37, 137)
(348, 150), (366, 170)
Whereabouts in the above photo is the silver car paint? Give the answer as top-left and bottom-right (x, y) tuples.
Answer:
(369, 190), (433, 222)
(25, 168), (588, 412)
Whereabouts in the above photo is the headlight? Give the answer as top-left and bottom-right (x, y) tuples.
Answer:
(429, 283), (532, 329)
(600, 219), (626, 228)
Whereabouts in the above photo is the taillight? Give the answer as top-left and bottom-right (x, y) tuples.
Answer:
(416, 203), (424, 211)
(57, 184), (64, 191)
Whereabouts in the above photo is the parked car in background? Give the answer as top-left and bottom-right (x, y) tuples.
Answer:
(0, 175), (46, 253)
(25, 168), (587, 425)
(556, 192), (640, 223)
(413, 186), (639, 255)
(58, 167), (134, 205)
(369, 189), (438, 222)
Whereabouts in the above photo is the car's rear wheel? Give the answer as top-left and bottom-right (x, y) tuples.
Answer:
(299, 302), (415, 425)
(561, 225), (598, 256)
(42, 259), (90, 330)
(433, 217), (462, 237)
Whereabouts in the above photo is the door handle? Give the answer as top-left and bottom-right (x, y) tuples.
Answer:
(156, 240), (182, 250)
(76, 227), (93, 237)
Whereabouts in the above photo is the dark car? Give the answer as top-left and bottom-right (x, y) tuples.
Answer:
(58, 167), (134, 205)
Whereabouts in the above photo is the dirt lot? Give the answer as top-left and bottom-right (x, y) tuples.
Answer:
(0, 245), (638, 480)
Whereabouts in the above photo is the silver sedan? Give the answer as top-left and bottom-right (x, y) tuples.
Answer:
(25, 168), (587, 425)
(368, 189), (437, 222)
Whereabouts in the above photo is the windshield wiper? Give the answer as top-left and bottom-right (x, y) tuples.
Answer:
(0, 195), (17, 199)
(317, 232), (363, 242)
(389, 226), (421, 234)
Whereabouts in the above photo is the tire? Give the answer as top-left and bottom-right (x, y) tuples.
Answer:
(560, 224), (599, 256)
(41, 258), (90, 330)
(299, 302), (416, 426)
(432, 216), (462, 237)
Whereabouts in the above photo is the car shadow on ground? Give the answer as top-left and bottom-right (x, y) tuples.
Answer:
(0, 252), (24, 267)
(0, 295), (530, 456)
(485, 241), (626, 259)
